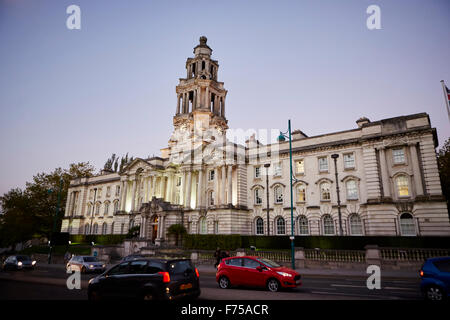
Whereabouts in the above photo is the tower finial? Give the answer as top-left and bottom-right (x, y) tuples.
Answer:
(199, 36), (207, 45)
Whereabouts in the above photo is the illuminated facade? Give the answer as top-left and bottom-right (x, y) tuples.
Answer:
(61, 37), (450, 243)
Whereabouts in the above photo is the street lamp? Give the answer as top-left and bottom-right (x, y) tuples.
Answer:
(331, 154), (344, 236)
(278, 120), (296, 270)
(264, 163), (270, 236)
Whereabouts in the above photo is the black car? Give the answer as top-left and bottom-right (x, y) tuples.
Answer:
(2, 255), (36, 270)
(88, 258), (201, 300)
(120, 254), (146, 263)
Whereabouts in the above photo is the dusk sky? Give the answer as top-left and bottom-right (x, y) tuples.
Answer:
(0, 0), (449, 197)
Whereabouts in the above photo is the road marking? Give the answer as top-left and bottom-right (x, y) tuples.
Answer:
(331, 284), (367, 288)
(383, 287), (416, 291)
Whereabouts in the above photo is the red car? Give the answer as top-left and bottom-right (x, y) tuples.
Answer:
(216, 256), (301, 292)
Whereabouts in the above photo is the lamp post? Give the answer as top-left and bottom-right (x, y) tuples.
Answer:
(264, 163), (270, 236)
(278, 120), (295, 270)
(331, 154), (344, 236)
(48, 178), (63, 264)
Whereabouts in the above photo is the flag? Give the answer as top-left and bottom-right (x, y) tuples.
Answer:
(441, 80), (450, 121)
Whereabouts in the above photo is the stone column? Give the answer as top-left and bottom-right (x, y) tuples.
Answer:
(120, 180), (128, 211)
(197, 169), (204, 208)
(227, 165), (233, 204)
(144, 177), (148, 202)
(409, 143), (424, 196)
(294, 247), (305, 268)
(130, 179), (137, 212)
(160, 176), (166, 200)
(186, 171), (192, 208)
(205, 87), (209, 111)
(180, 171), (186, 206)
(379, 148), (391, 198)
(222, 96), (225, 117)
(193, 90), (197, 111)
(159, 215), (165, 239)
(176, 94), (180, 114)
(214, 168), (219, 205)
(221, 166), (226, 205)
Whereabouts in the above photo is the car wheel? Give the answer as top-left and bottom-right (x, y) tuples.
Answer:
(267, 279), (280, 292)
(425, 285), (445, 301)
(218, 276), (230, 289)
(89, 290), (101, 301)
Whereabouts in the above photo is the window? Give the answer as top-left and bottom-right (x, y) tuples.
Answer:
(208, 191), (215, 206)
(129, 261), (148, 274)
(346, 180), (358, 200)
(95, 203), (101, 215)
(296, 159), (305, 174)
(208, 170), (215, 181)
(102, 223), (107, 235)
(89, 189), (93, 200)
(93, 223), (98, 235)
(344, 153), (355, 169)
(214, 221), (219, 234)
(84, 224), (90, 235)
(400, 213), (415, 236)
(254, 166), (261, 179)
(298, 216), (309, 235)
(318, 157), (328, 172)
(108, 262), (129, 275)
(396, 175), (410, 197)
(226, 258), (243, 266)
(254, 188), (262, 205)
(274, 162), (282, 176)
(104, 202), (109, 215)
(87, 203), (92, 216)
(176, 176), (182, 186)
(168, 260), (194, 275)
(349, 214), (363, 235)
(276, 217), (286, 235)
(255, 218), (264, 235)
(199, 217), (207, 234)
(274, 186), (283, 204)
(106, 186), (111, 197)
(323, 215), (335, 235)
(320, 182), (331, 201)
(296, 184), (306, 202)
(113, 201), (119, 214)
(111, 222), (115, 234)
(115, 185), (120, 197)
(392, 148), (405, 164)
(243, 258), (261, 269)
(97, 188), (102, 198)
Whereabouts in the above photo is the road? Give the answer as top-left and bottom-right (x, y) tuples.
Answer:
(0, 265), (422, 300)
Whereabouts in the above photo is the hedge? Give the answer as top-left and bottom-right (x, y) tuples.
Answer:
(69, 234), (127, 245)
(183, 234), (450, 251)
(19, 245), (91, 255)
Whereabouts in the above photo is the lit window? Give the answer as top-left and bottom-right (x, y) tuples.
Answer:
(274, 162), (282, 176)
(274, 186), (283, 204)
(323, 215), (335, 235)
(298, 216), (309, 235)
(254, 166), (261, 179)
(256, 218), (264, 235)
(349, 214), (363, 235)
(396, 175), (409, 197)
(208, 170), (215, 181)
(320, 182), (331, 201)
(296, 159), (305, 174)
(254, 188), (262, 205)
(400, 213), (415, 236)
(346, 180), (358, 200)
(296, 184), (306, 202)
(318, 157), (328, 172)
(276, 217), (286, 235)
(344, 154), (355, 169)
(392, 148), (405, 164)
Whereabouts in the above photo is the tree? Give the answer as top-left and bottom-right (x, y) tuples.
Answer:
(167, 224), (187, 246)
(437, 138), (450, 218)
(126, 225), (140, 239)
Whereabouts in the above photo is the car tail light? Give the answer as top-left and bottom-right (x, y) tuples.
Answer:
(195, 268), (199, 278)
(159, 272), (171, 283)
(420, 270), (424, 277)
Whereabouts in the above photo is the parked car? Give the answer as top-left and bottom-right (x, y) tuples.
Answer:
(66, 255), (106, 274)
(87, 258), (200, 300)
(420, 256), (450, 301)
(2, 255), (36, 271)
(216, 256), (301, 292)
(120, 254), (146, 263)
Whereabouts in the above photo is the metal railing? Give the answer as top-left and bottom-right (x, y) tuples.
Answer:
(380, 248), (450, 262)
(245, 250), (292, 263)
(304, 249), (366, 263)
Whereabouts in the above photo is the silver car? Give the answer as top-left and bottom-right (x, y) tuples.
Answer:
(66, 255), (106, 273)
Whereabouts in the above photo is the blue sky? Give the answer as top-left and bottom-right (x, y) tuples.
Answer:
(0, 0), (449, 196)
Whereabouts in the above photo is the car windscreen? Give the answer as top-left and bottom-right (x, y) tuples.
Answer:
(167, 260), (194, 275)
(83, 257), (98, 262)
(432, 259), (450, 273)
(16, 255), (31, 261)
(256, 258), (281, 268)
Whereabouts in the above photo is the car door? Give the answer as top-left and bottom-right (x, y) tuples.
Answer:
(125, 260), (150, 299)
(433, 259), (450, 293)
(241, 258), (266, 287)
(225, 258), (245, 285)
(98, 262), (130, 299)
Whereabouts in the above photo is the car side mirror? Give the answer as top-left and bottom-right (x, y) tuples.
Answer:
(256, 266), (263, 272)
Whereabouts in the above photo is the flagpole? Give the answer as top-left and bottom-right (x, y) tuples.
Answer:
(440, 80), (450, 122)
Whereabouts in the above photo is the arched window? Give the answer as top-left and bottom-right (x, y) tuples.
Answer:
(104, 202), (109, 215)
(296, 184), (306, 202)
(208, 191), (215, 206)
(346, 180), (358, 200)
(84, 223), (90, 235)
(396, 175), (410, 197)
(199, 217), (207, 234)
(254, 188), (262, 205)
(323, 215), (335, 235)
(349, 214), (363, 235)
(87, 203), (92, 216)
(102, 223), (107, 235)
(320, 182), (331, 201)
(93, 223), (98, 235)
(274, 186), (283, 204)
(255, 217), (264, 235)
(400, 213), (416, 236)
(95, 203), (101, 215)
(276, 217), (286, 235)
(113, 201), (119, 214)
(129, 219), (134, 230)
(298, 216), (309, 235)
(111, 222), (115, 234)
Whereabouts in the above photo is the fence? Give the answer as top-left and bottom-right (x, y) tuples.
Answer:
(244, 249), (291, 263)
(380, 247), (450, 262)
(304, 249), (366, 263)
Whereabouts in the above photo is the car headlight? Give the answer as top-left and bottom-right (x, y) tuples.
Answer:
(102, 264), (106, 268)
(89, 265), (94, 268)
(88, 278), (94, 284)
(17, 261), (23, 266)
(32, 261), (36, 266)
(276, 271), (292, 277)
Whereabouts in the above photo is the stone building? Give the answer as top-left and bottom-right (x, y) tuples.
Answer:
(61, 37), (450, 243)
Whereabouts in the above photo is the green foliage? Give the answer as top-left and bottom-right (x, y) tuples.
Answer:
(69, 234), (127, 245)
(167, 224), (187, 246)
(19, 245), (91, 255)
(126, 226), (140, 239)
(437, 138), (450, 218)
